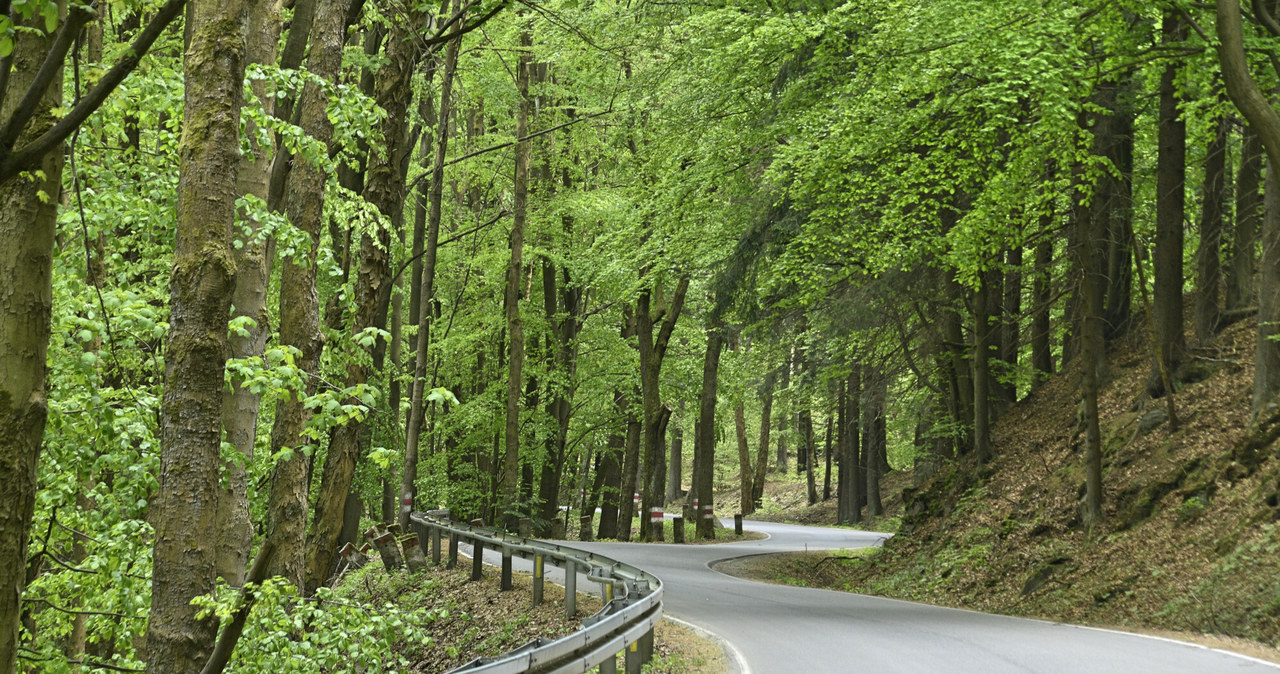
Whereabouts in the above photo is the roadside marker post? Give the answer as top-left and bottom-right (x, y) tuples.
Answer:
(734, 513), (743, 535)
(649, 507), (664, 541)
(532, 553), (544, 606)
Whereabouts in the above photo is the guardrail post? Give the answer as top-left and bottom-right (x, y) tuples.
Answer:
(471, 537), (484, 581)
(532, 553), (544, 605)
(639, 626), (655, 665)
(564, 559), (576, 617)
(431, 526), (441, 566)
(624, 639), (643, 673)
(599, 654), (617, 674)
(672, 516), (684, 543)
(735, 513), (743, 535)
(501, 547), (513, 591)
(447, 531), (458, 568)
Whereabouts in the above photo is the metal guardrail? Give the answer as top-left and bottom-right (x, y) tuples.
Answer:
(409, 511), (664, 674)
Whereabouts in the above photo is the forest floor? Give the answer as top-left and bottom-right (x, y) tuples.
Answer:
(719, 312), (1280, 664)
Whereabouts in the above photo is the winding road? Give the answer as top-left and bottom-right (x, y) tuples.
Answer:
(533, 519), (1280, 673)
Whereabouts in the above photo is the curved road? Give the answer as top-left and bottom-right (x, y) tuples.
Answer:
(549, 519), (1280, 674)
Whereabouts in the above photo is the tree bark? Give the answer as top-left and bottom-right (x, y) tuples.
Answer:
(499, 25), (532, 527)
(1217, 0), (1280, 417)
(145, 0), (250, 667)
(218, 0), (282, 586)
(1078, 162), (1107, 529)
(750, 368), (775, 508)
(838, 367), (862, 524)
(1152, 11), (1188, 393)
(637, 276), (689, 541)
(734, 401), (752, 515)
(1227, 125), (1262, 312)
(302, 2), (429, 592)
(1031, 232), (1054, 382)
(400, 3), (459, 530)
(863, 371), (885, 518)
(0, 8), (62, 668)
(596, 392), (625, 540)
(694, 328), (724, 539)
(973, 270), (995, 462)
(1196, 113), (1230, 342)
(265, 0), (350, 589)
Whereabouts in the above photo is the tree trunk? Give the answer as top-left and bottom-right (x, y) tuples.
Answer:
(973, 270), (995, 462)
(302, 3), (427, 592)
(145, 0), (250, 667)
(998, 246), (1022, 404)
(1152, 11), (1188, 393)
(596, 401), (624, 540)
(775, 351), (790, 472)
(617, 399), (642, 540)
(0, 9), (62, 668)
(863, 372), (885, 518)
(1228, 125), (1262, 311)
(734, 401), (752, 515)
(400, 6), (459, 529)
(637, 277), (689, 541)
(264, 0), (349, 588)
(1216, 0), (1280, 417)
(1196, 113), (1230, 342)
(666, 418), (683, 503)
(218, 0), (282, 586)
(750, 368), (775, 508)
(838, 367), (862, 524)
(1031, 232), (1054, 382)
(499, 26), (532, 527)
(822, 409), (834, 500)
(802, 409), (818, 505)
(1078, 161), (1107, 529)
(694, 328), (724, 539)
(1097, 80), (1135, 342)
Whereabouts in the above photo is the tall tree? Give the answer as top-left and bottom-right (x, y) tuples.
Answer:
(145, 0), (251, 667)
(637, 276), (689, 541)
(1152, 11), (1188, 393)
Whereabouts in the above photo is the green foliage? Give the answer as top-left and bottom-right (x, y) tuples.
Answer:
(193, 572), (438, 672)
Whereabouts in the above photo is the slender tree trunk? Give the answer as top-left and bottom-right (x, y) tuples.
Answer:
(1032, 232), (1054, 382)
(667, 416), (683, 503)
(499, 25), (531, 527)
(145, 0), (250, 667)
(596, 395), (625, 540)
(973, 270), (995, 462)
(776, 351), (790, 472)
(1196, 113), (1230, 342)
(302, 3), (429, 592)
(264, 0), (350, 588)
(637, 277), (689, 541)
(864, 372), (885, 518)
(617, 397), (642, 540)
(734, 401), (752, 515)
(218, 0), (282, 586)
(0, 9), (62, 668)
(750, 368), (775, 508)
(1228, 126), (1262, 311)
(822, 409), (833, 501)
(998, 246), (1022, 404)
(1152, 11), (1188, 393)
(1217, 0), (1280, 417)
(1098, 80), (1135, 341)
(1078, 163), (1107, 529)
(694, 328), (724, 539)
(838, 367), (862, 524)
(400, 4), (459, 529)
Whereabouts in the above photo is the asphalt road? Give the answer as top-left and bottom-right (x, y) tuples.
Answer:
(542, 519), (1280, 674)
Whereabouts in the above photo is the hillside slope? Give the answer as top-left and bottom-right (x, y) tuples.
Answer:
(750, 316), (1280, 653)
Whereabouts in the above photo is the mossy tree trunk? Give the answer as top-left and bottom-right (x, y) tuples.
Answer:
(0, 8), (63, 670)
(694, 326), (724, 540)
(145, 0), (251, 667)
(266, 0), (350, 591)
(219, 0), (283, 586)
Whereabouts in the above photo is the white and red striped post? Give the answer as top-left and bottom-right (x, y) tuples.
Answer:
(702, 504), (714, 521)
(401, 495), (413, 517)
(649, 506), (664, 541)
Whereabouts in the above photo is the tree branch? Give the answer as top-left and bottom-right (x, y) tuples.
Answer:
(653, 275), (690, 363)
(199, 540), (276, 674)
(0, 2), (96, 152)
(0, 0), (187, 184)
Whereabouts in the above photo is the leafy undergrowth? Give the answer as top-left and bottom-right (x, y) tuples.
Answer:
(316, 549), (723, 672)
(731, 315), (1280, 659)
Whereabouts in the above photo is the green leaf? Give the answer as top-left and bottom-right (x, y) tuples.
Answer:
(0, 38), (12, 59)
